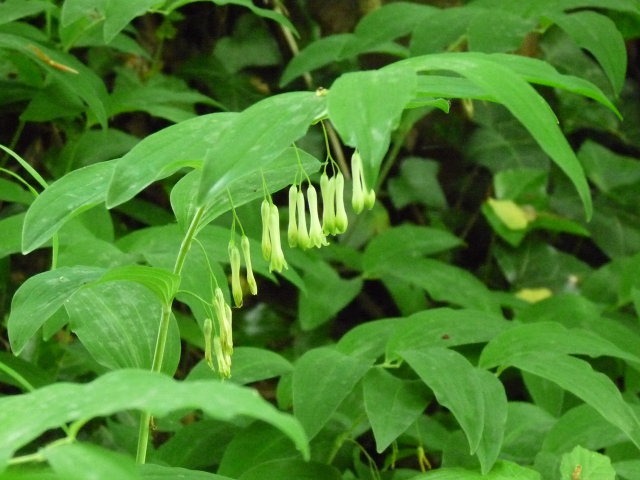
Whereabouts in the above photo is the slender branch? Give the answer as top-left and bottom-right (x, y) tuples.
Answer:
(136, 206), (205, 464)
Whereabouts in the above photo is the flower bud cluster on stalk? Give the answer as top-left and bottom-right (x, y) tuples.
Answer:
(208, 150), (374, 379)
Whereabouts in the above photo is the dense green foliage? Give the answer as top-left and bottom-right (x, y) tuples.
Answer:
(1, 0), (640, 478)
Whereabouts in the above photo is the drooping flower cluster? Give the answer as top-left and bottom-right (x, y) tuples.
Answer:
(261, 199), (288, 272)
(203, 287), (233, 378)
(207, 150), (375, 379)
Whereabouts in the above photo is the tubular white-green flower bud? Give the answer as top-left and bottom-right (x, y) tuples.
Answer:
(260, 199), (271, 260)
(240, 235), (257, 295)
(296, 190), (311, 250)
(287, 185), (298, 248)
(351, 151), (365, 213)
(203, 317), (213, 369)
(321, 173), (336, 235)
(223, 303), (233, 354)
(268, 203), (288, 272)
(213, 336), (231, 379)
(364, 188), (376, 210)
(334, 172), (348, 234)
(307, 185), (328, 248)
(213, 287), (226, 329)
(228, 242), (243, 307)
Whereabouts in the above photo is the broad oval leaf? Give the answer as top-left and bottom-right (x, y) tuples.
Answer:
(400, 348), (485, 455)
(171, 147), (321, 232)
(106, 112), (237, 208)
(95, 265), (180, 306)
(363, 367), (429, 453)
(44, 443), (138, 480)
(8, 266), (105, 354)
(394, 52), (592, 218)
(0, 369), (309, 470)
(327, 67), (417, 188)
(196, 92), (326, 205)
(407, 460), (541, 479)
(292, 346), (371, 439)
(64, 282), (180, 374)
(363, 224), (462, 275)
(22, 161), (115, 253)
(386, 308), (510, 359)
(510, 352), (640, 449)
(549, 11), (627, 96)
(479, 322), (640, 369)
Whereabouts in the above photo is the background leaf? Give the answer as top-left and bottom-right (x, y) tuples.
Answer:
(400, 348), (485, 455)
(328, 67), (417, 187)
(292, 347), (371, 439)
(0, 369), (309, 470)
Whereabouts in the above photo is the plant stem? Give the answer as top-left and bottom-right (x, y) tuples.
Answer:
(135, 206), (205, 464)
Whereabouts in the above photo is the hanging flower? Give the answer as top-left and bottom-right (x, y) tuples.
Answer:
(260, 199), (272, 261)
(288, 185), (299, 248)
(268, 203), (288, 272)
(228, 242), (243, 307)
(203, 317), (213, 370)
(296, 189), (311, 250)
(307, 184), (328, 247)
(351, 151), (365, 213)
(240, 235), (257, 295)
(321, 172), (336, 235)
(334, 171), (348, 234)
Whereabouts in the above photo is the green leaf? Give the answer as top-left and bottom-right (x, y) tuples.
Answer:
(501, 402), (556, 464)
(386, 308), (510, 359)
(396, 52), (592, 219)
(408, 460), (541, 479)
(140, 464), (233, 479)
(541, 404), (629, 455)
(218, 423), (299, 478)
(171, 147), (321, 232)
(489, 54), (620, 117)
(328, 67), (416, 187)
(64, 282), (180, 374)
(0, 34), (109, 127)
(22, 161), (115, 253)
(0, 369), (309, 469)
(400, 348), (484, 454)
(44, 443), (138, 480)
(279, 34), (352, 87)
(376, 257), (501, 313)
(237, 459), (341, 480)
(106, 112), (236, 208)
(197, 92), (326, 205)
(95, 265), (180, 306)
(279, 2), (434, 86)
(479, 322), (640, 369)
(559, 445), (616, 480)
(7, 266), (104, 354)
(363, 224), (462, 275)
(228, 347), (293, 385)
(0, 214), (25, 259)
(336, 317), (399, 362)
(289, 250), (362, 331)
(510, 353), (640, 449)
(0, 0), (51, 25)
(614, 460), (640, 480)
(152, 419), (235, 469)
(103, 0), (159, 43)
(549, 11), (627, 95)
(363, 367), (428, 453)
(579, 141), (640, 194)
(292, 347), (371, 439)
(475, 369), (507, 474)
